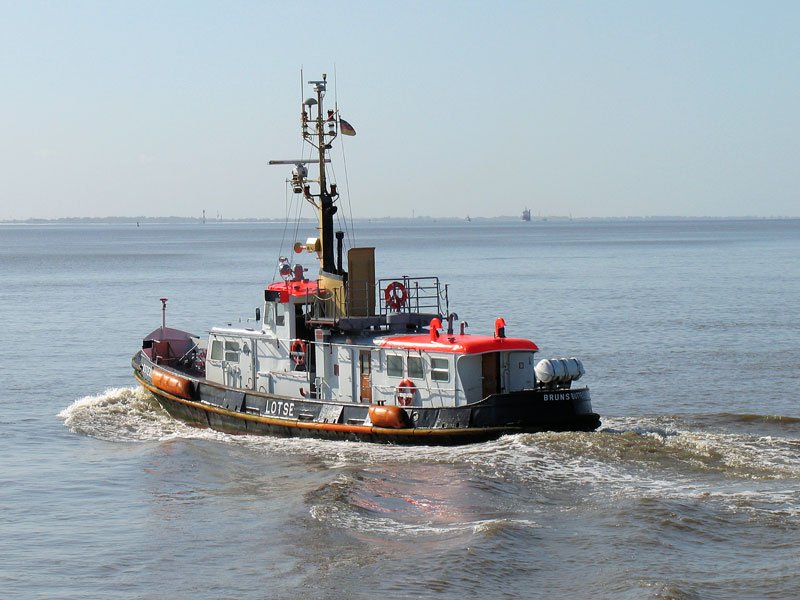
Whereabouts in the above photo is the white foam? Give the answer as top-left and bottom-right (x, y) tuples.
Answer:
(309, 497), (539, 540)
(58, 394), (800, 520)
(58, 386), (225, 442)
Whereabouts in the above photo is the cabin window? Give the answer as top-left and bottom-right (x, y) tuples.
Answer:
(431, 357), (450, 382)
(210, 340), (224, 360)
(408, 356), (424, 379)
(275, 304), (286, 327)
(224, 340), (240, 362)
(265, 303), (275, 330)
(387, 355), (403, 378)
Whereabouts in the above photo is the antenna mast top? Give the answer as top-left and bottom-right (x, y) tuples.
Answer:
(270, 73), (341, 274)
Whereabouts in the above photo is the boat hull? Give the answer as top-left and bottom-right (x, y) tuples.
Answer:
(133, 352), (600, 445)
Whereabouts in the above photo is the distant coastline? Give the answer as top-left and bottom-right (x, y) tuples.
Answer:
(1, 214), (796, 225)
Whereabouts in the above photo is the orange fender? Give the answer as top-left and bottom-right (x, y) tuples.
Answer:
(152, 368), (193, 400)
(369, 404), (410, 429)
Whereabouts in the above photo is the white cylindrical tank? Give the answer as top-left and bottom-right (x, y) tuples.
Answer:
(534, 358), (555, 383)
(535, 357), (585, 384)
(564, 357), (584, 381)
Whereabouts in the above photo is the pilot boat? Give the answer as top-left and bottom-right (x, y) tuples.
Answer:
(131, 74), (600, 444)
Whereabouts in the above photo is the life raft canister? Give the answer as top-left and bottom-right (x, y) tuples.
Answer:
(396, 378), (416, 406)
(289, 339), (307, 366)
(384, 281), (408, 311)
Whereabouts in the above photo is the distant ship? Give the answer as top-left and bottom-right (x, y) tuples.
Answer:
(522, 208), (531, 222)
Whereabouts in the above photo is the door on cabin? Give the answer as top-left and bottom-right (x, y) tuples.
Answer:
(508, 351), (534, 392)
(359, 350), (372, 403)
(481, 352), (500, 398)
(337, 347), (354, 401)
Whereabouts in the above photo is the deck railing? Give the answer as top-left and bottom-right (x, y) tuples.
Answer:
(377, 276), (443, 316)
(304, 276), (444, 323)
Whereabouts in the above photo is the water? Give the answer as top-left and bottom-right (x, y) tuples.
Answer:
(2, 218), (799, 599)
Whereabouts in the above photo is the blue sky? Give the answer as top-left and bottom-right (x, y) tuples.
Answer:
(1, 1), (798, 219)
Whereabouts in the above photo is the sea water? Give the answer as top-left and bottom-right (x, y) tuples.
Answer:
(1, 218), (799, 599)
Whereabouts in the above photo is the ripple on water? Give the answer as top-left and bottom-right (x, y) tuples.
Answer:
(305, 467), (540, 545)
(58, 391), (800, 531)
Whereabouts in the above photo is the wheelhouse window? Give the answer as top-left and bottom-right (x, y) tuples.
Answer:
(430, 357), (450, 382)
(387, 355), (403, 378)
(210, 340), (224, 360)
(408, 356), (424, 379)
(224, 340), (240, 362)
(275, 304), (285, 327)
(265, 303), (275, 330)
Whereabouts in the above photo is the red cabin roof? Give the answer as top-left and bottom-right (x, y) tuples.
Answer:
(376, 334), (538, 355)
(267, 280), (319, 302)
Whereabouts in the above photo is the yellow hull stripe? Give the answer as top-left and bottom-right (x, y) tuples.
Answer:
(134, 371), (517, 439)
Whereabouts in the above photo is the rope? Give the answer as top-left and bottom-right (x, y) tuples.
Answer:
(339, 133), (356, 247)
(331, 66), (353, 247)
(272, 181), (293, 282)
(327, 158), (352, 249)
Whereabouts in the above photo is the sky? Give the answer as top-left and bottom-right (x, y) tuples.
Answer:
(1, 0), (798, 220)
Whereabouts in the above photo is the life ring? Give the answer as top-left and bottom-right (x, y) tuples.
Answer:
(290, 339), (307, 366)
(396, 378), (416, 406)
(384, 281), (408, 310)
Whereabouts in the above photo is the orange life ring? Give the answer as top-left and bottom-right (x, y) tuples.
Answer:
(396, 378), (416, 406)
(290, 339), (307, 366)
(384, 281), (408, 310)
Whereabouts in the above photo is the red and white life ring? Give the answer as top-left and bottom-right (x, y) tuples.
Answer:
(384, 281), (408, 311)
(289, 339), (307, 366)
(396, 378), (416, 406)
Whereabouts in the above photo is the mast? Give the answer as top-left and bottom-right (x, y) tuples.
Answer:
(303, 74), (338, 275)
(270, 74), (345, 279)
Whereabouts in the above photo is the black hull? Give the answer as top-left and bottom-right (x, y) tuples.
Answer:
(133, 352), (600, 446)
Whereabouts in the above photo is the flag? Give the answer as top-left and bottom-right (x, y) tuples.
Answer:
(339, 118), (356, 136)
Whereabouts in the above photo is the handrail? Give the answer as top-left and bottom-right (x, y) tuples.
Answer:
(378, 276), (442, 316)
(299, 275), (443, 324)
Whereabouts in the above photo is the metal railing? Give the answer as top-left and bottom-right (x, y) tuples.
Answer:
(302, 276), (444, 322)
(378, 276), (443, 316)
